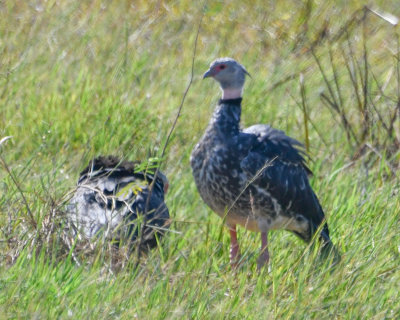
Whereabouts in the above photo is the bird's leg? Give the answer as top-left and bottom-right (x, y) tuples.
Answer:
(257, 232), (269, 271)
(229, 225), (241, 269)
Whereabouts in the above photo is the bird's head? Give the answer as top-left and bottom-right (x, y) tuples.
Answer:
(203, 57), (251, 99)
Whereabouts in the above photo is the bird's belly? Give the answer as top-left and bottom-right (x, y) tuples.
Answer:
(224, 212), (260, 231)
(193, 158), (296, 233)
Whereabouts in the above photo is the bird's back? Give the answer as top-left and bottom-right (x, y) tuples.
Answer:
(67, 156), (170, 249)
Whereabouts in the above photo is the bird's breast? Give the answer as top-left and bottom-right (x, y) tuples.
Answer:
(191, 136), (250, 217)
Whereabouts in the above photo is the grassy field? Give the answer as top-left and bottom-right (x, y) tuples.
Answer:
(1, 0), (400, 318)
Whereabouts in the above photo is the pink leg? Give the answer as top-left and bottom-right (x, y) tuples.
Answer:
(229, 225), (241, 269)
(257, 232), (269, 270)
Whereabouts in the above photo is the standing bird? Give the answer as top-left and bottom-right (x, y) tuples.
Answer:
(191, 58), (336, 269)
(67, 155), (170, 250)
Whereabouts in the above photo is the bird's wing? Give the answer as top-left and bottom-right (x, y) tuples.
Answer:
(240, 125), (329, 241)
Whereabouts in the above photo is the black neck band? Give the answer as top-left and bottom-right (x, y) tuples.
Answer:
(219, 97), (242, 105)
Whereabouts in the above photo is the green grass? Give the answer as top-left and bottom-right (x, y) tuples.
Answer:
(1, 0), (400, 318)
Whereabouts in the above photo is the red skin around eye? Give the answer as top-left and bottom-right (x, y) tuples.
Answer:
(212, 64), (226, 75)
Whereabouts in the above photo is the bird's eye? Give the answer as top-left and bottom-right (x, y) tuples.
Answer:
(219, 65), (226, 70)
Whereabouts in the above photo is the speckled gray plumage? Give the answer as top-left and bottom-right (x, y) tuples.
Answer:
(67, 156), (170, 249)
(191, 97), (331, 244)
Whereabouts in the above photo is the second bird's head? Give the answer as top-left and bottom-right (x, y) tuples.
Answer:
(203, 58), (251, 97)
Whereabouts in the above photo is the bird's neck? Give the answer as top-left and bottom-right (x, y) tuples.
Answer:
(209, 98), (242, 135)
(222, 88), (243, 100)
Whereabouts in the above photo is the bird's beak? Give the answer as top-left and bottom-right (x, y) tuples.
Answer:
(203, 69), (212, 79)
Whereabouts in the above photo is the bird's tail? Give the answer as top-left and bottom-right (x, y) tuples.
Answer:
(312, 222), (341, 264)
(319, 231), (341, 264)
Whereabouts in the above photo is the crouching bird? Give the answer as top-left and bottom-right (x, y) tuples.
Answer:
(190, 57), (338, 270)
(67, 155), (170, 250)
